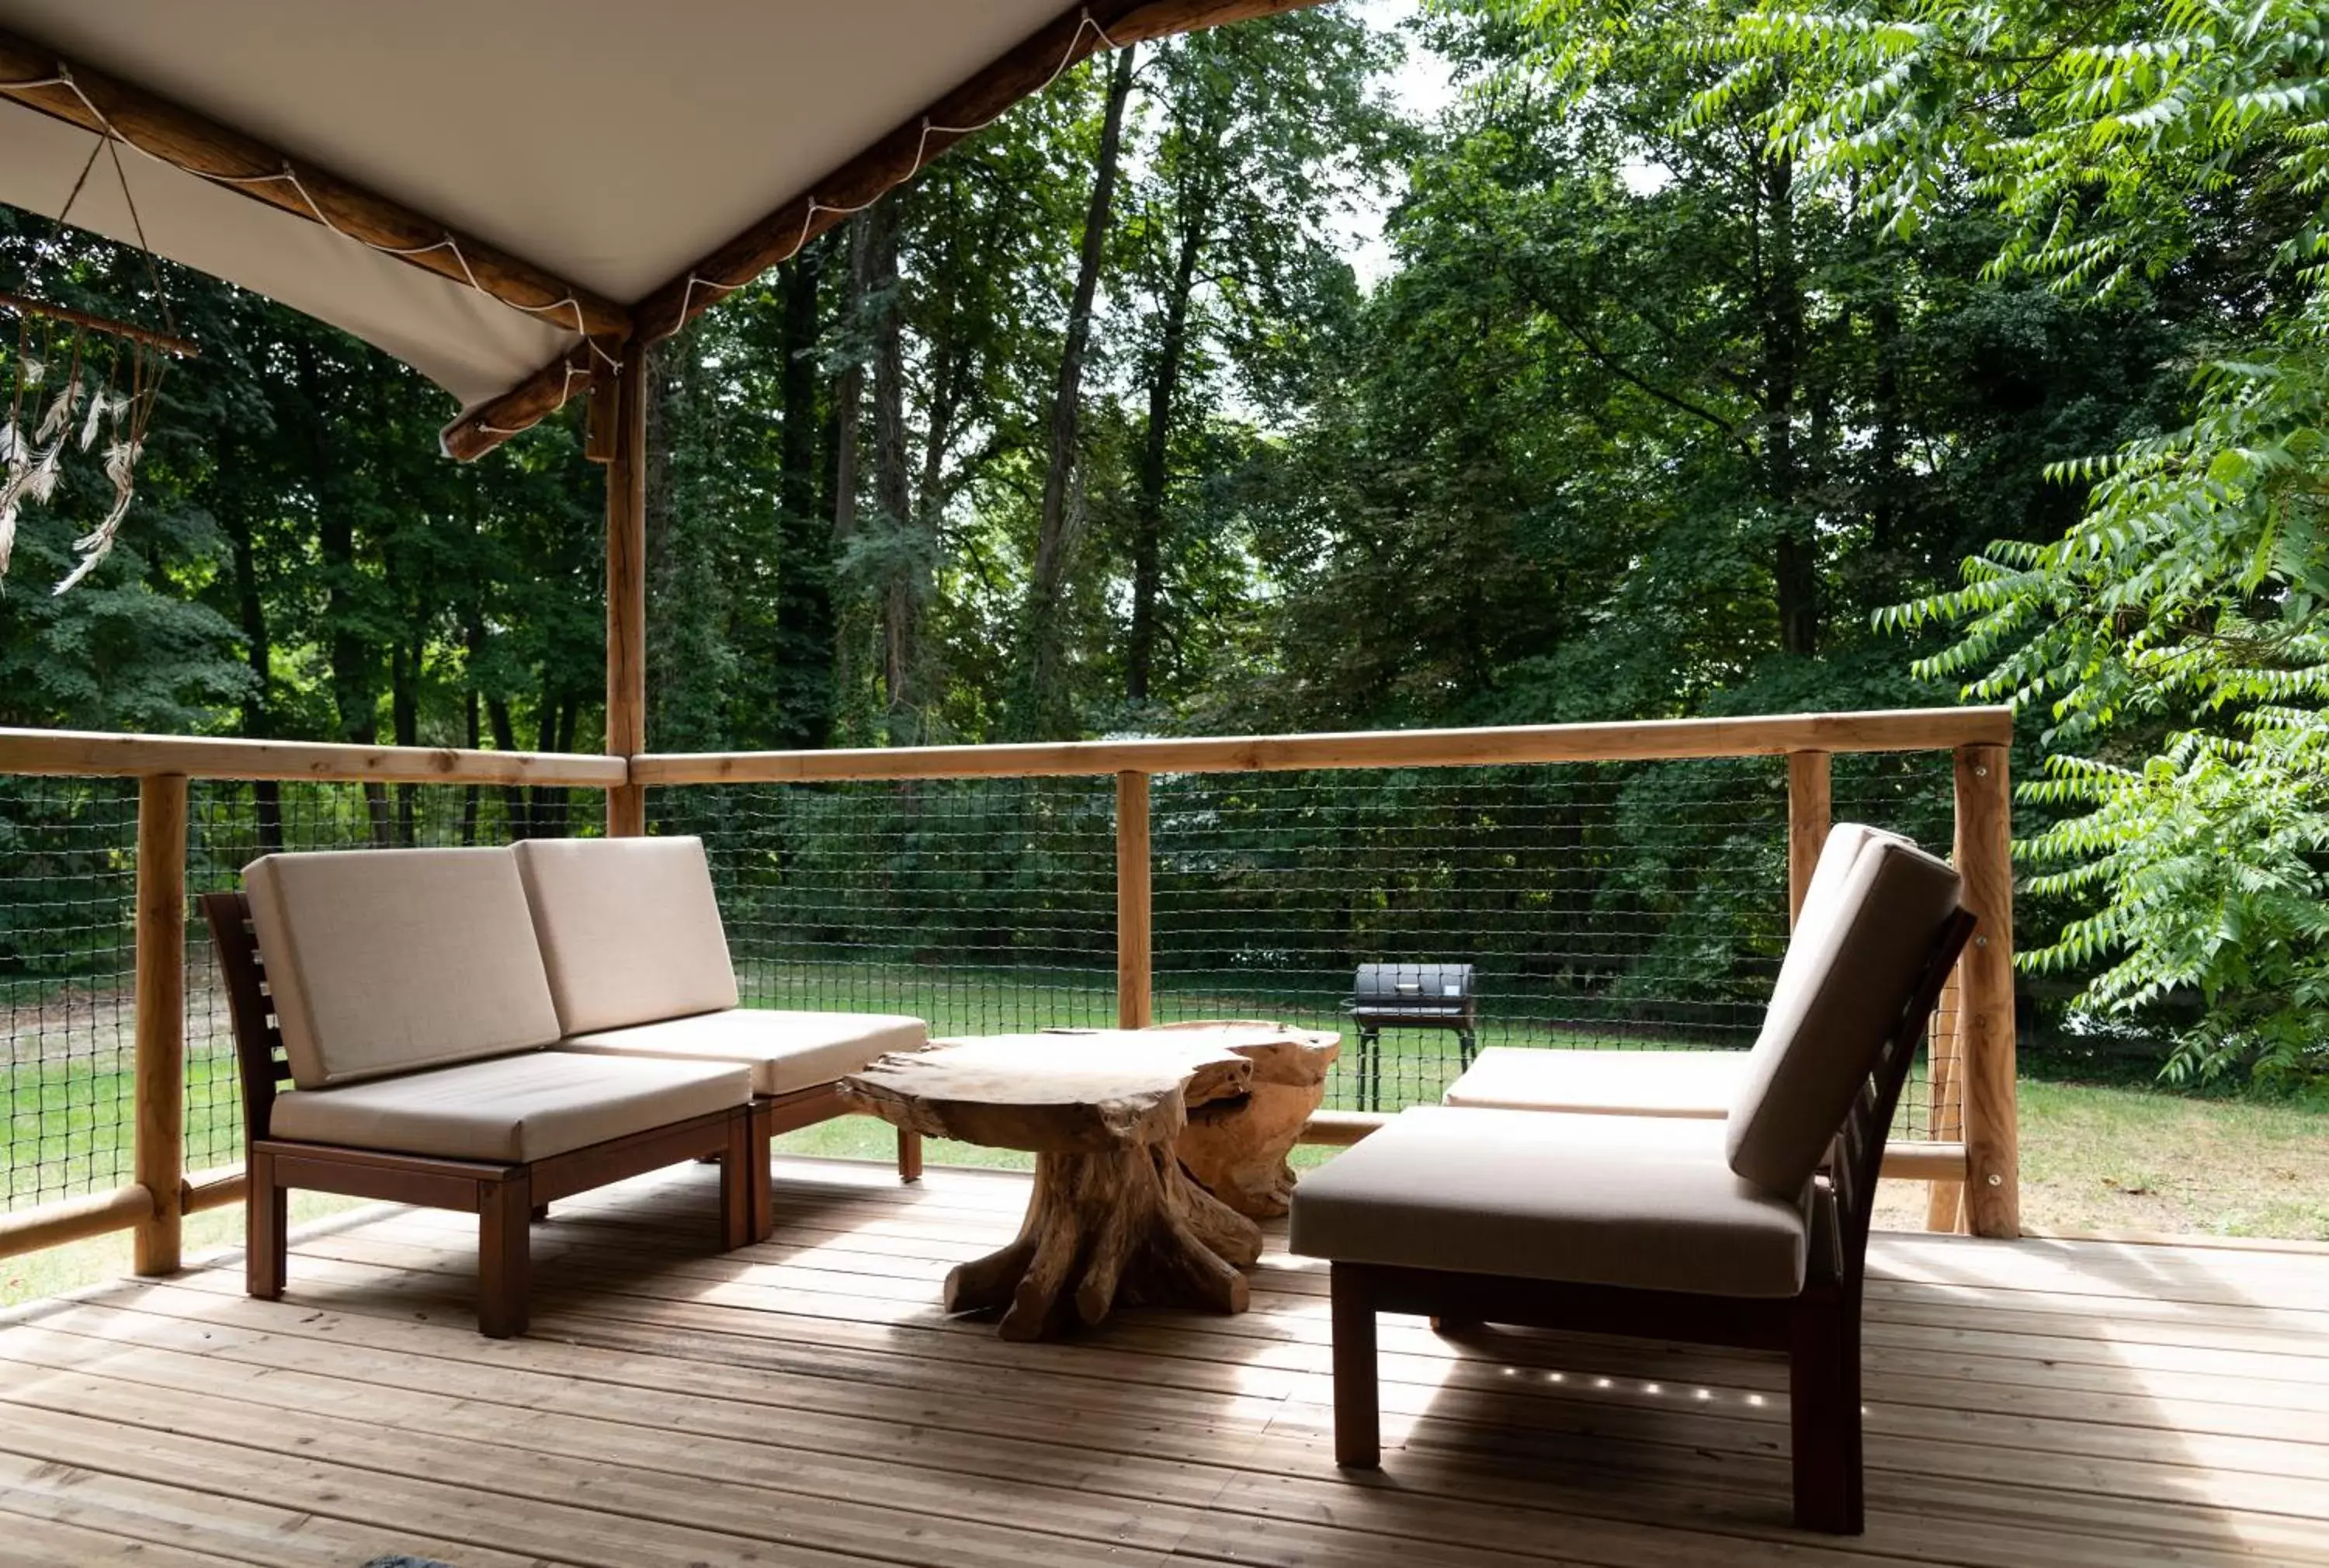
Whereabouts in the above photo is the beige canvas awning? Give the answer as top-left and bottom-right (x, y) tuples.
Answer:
(0, 0), (1317, 456)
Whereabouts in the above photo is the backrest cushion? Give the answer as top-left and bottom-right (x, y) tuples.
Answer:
(512, 836), (739, 1035)
(1725, 829), (1964, 1195)
(244, 848), (563, 1091)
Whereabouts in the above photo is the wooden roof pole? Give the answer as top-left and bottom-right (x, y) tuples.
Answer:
(597, 341), (649, 833)
(443, 0), (1328, 460)
(0, 26), (630, 342)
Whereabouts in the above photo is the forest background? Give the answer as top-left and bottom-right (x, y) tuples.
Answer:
(1, 0), (2322, 1113)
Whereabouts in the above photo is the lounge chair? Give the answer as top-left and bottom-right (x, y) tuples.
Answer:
(1290, 828), (1971, 1533)
(1437, 825), (1909, 1119)
(204, 848), (758, 1338)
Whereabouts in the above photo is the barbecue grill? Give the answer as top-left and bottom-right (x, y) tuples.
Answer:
(1345, 962), (1478, 1111)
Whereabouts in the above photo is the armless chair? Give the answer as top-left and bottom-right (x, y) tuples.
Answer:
(1291, 830), (1971, 1533)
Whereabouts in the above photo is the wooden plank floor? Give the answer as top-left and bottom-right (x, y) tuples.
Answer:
(2, 1157), (2326, 1568)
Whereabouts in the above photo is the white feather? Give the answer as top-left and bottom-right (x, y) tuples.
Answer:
(57, 436), (143, 591)
(78, 387), (107, 451)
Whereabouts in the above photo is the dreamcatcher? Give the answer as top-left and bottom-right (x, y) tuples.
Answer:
(0, 134), (194, 594)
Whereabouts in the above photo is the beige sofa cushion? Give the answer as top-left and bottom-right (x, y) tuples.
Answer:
(1725, 830), (1964, 1195)
(1442, 1046), (1748, 1117)
(1289, 1107), (1810, 1298)
(268, 1050), (751, 1163)
(512, 837), (740, 1035)
(560, 1008), (928, 1096)
(245, 848), (564, 1091)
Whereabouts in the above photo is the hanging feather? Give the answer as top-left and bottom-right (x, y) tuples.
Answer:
(54, 435), (141, 595)
(33, 361), (80, 444)
(0, 498), (15, 581)
(78, 386), (107, 451)
(19, 355), (43, 388)
(21, 441), (62, 504)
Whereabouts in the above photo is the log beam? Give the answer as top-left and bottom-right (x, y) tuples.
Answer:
(0, 27), (628, 342)
(605, 344), (648, 837)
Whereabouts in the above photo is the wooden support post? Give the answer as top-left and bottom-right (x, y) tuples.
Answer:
(1117, 770), (1153, 1029)
(133, 774), (188, 1275)
(1786, 750), (1831, 926)
(1954, 743), (2018, 1239)
(603, 346), (648, 837)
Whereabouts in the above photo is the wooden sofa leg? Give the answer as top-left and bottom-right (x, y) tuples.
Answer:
(246, 1148), (286, 1302)
(749, 1101), (775, 1242)
(1331, 1264), (1382, 1469)
(1789, 1287), (1862, 1534)
(897, 1129), (924, 1185)
(720, 1107), (758, 1251)
(477, 1174), (533, 1339)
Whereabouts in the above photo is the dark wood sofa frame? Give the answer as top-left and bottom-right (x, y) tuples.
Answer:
(204, 890), (762, 1337)
(1328, 907), (1976, 1535)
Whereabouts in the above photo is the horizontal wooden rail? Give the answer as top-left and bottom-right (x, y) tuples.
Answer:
(0, 1184), (154, 1261)
(182, 1167), (248, 1216)
(0, 727), (627, 788)
(633, 706), (2013, 786)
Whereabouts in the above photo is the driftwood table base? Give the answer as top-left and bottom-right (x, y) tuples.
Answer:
(945, 1142), (1262, 1341)
(843, 1035), (1265, 1339)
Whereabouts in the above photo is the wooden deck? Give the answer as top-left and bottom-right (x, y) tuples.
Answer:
(2, 1157), (2326, 1568)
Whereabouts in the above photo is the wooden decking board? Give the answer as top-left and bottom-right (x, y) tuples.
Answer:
(2, 1160), (2324, 1568)
(335, 1201), (2329, 1420)
(0, 1448), (564, 1568)
(165, 1187), (2329, 1498)
(355, 1198), (2329, 1414)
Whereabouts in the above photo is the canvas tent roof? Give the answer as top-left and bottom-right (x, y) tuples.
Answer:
(0, 0), (1306, 455)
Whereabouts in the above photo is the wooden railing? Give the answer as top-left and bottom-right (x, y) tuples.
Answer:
(0, 703), (2019, 1275)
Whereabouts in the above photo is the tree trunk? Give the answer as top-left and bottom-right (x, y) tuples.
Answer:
(221, 501), (285, 857)
(486, 693), (526, 841)
(831, 215), (873, 729)
(1762, 153), (1818, 657)
(774, 248), (836, 751)
(1016, 44), (1137, 739)
(868, 205), (918, 739)
(1869, 290), (1903, 556)
(390, 636), (420, 846)
(1129, 206), (1206, 706)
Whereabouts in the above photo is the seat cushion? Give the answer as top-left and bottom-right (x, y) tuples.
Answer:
(1289, 1107), (1810, 1298)
(245, 848), (564, 1091)
(267, 1050), (751, 1163)
(1726, 830), (1964, 1195)
(512, 837), (740, 1035)
(1442, 1046), (1748, 1117)
(559, 1008), (928, 1096)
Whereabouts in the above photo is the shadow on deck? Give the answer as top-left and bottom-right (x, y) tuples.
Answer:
(1, 1156), (2324, 1566)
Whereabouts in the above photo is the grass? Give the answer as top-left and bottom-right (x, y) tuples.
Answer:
(8, 969), (2324, 1312)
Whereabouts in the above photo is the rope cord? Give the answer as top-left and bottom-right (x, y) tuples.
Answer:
(0, 66), (595, 336)
(671, 9), (1123, 328)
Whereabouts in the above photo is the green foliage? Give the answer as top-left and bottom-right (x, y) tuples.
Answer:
(1693, 0), (2329, 1086)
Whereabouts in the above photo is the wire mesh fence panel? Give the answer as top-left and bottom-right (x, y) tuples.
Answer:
(652, 779), (1118, 1038)
(1, 775), (140, 1210)
(182, 779), (588, 1175)
(1152, 761), (1796, 1113)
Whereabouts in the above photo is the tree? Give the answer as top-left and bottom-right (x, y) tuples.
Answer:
(1696, 0), (2329, 1088)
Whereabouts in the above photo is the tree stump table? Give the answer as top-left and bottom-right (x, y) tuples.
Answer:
(842, 1035), (1265, 1341)
(1058, 1021), (1340, 1219)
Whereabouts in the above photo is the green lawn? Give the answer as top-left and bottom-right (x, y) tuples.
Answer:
(8, 976), (2324, 1312)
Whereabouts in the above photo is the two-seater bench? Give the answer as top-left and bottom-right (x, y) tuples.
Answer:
(202, 836), (928, 1337)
